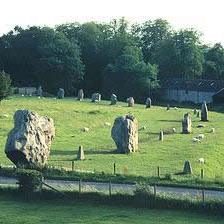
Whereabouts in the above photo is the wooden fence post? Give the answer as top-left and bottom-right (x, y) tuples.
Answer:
(72, 161), (74, 171)
(202, 189), (205, 204)
(109, 180), (112, 197)
(79, 179), (82, 194)
(113, 163), (116, 175)
(157, 166), (160, 178)
(201, 169), (204, 179)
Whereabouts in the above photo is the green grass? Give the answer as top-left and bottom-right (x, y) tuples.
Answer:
(1, 96), (224, 180)
(0, 193), (223, 224)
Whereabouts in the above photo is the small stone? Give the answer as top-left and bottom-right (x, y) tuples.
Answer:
(57, 88), (65, 99)
(211, 128), (215, 133)
(182, 113), (192, 134)
(77, 89), (84, 101)
(193, 108), (197, 115)
(127, 97), (134, 107)
(201, 101), (208, 121)
(172, 128), (176, 133)
(197, 134), (205, 139)
(183, 160), (192, 174)
(159, 130), (164, 141)
(77, 146), (85, 160)
(166, 104), (170, 110)
(145, 97), (152, 108)
(104, 122), (111, 127)
(197, 124), (205, 128)
(91, 93), (101, 102)
(110, 94), (117, 105)
(0, 114), (9, 118)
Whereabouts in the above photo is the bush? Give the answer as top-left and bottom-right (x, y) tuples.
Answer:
(16, 169), (43, 193)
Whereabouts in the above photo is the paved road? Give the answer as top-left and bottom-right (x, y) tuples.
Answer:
(1, 176), (224, 201)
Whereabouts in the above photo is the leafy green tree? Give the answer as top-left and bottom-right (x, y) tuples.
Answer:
(0, 71), (11, 102)
(202, 43), (224, 79)
(103, 46), (158, 102)
(0, 26), (84, 94)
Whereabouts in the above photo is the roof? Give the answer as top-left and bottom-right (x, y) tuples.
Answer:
(161, 79), (224, 92)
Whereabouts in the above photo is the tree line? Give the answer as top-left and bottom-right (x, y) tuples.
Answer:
(0, 18), (223, 101)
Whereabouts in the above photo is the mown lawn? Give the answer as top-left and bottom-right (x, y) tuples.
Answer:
(0, 194), (223, 224)
(0, 96), (224, 178)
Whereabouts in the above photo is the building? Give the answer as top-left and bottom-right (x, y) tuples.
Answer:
(161, 79), (224, 104)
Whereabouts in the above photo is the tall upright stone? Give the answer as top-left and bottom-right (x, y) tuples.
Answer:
(201, 101), (208, 121)
(159, 130), (164, 141)
(145, 97), (152, 108)
(37, 86), (43, 97)
(57, 88), (65, 99)
(166, 104), (170, 110)
(127, 97), (134, 107)
(183, 160), (193, 174)
(77, 145), (85, 160)
(182, 113), (192, 134)
(91, 93), (101, 102)
(111, 115), (138, 153)
(77, 89), (84, 101)
(111, 94), (117, 105)
(5, 110), (55, 168)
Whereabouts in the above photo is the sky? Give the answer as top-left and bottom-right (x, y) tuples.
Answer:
(0, 0), (224, 45)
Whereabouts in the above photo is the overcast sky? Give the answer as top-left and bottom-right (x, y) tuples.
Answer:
(1, 0), (223, 45)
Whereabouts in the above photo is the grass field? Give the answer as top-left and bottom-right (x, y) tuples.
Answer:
(0, 193), (223, 224)
(1, 96), (224, 179)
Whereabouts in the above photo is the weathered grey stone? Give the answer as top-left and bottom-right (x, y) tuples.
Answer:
(145, 97), (152, 108)
(183, 160), (192, 174)
(127, 97), (134, 107)
(197, 111), (200, 118)
(57, 88), (65, 99)
(166, 104), (170, 110)
(91, 93), (101, 102)
(182, 113), (192, 134)
(77, 146), (85, 160)
(5, 110), (55, 168)
(193, 108), (197, 115)
(111, 94), (117, 105)
(111, 115), (138, 153)
(37, 86), (43, 97)
(77, 89), (84, 101)
(201, 101), (208, 121)
(159, 130), (164, 141)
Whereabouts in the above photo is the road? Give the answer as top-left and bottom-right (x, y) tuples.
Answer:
(1, 176), (224, 201)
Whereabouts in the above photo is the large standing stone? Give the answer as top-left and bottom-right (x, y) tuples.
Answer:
(5, 110), (55, 168)
(201, 101), (208, 121)
(127, 97), (134, 107)
(111, 94), (117, 105)
(37, 86), (43, 97)
(183, 160), (193, 174)
(57, 88), (65, 99)
(91, 93), (101, 102)
(145, 97), (152, 108)
(182, 113), (192, 134)
(77, 89), (84, 101)
(77, 146), (85, 160)
(159, 130), (164, 141)
(111, 115), (138, 153)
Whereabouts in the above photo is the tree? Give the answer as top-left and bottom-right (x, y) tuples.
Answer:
(202, 43), (224, 79)
(102, 46), (158, 102)
(0, 71), (11, 102)
(0, 26), (84, 95)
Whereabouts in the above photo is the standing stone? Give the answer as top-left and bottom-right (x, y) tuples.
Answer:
(77, 146), (85, 160)
(57, 88), (65, 99)
(182, 113), (192, 134)
(197, 111), (200, 118)
(111, 115), (138, 153)
(145, 97), (152, 108)
(183, 160), (193, 174)
(37, 86), (43, 97)
(159, 130), (164, 141)
(91, 93), (101, 102)
(193, 108), (197, 115)
(201, 101), (208, 121)
(111, 94), (117, 105)
(77, 89), (84, 101)
(5, 110), (55, 168)
(166, 104), (170, 110)
(127, 97), (134, 107)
